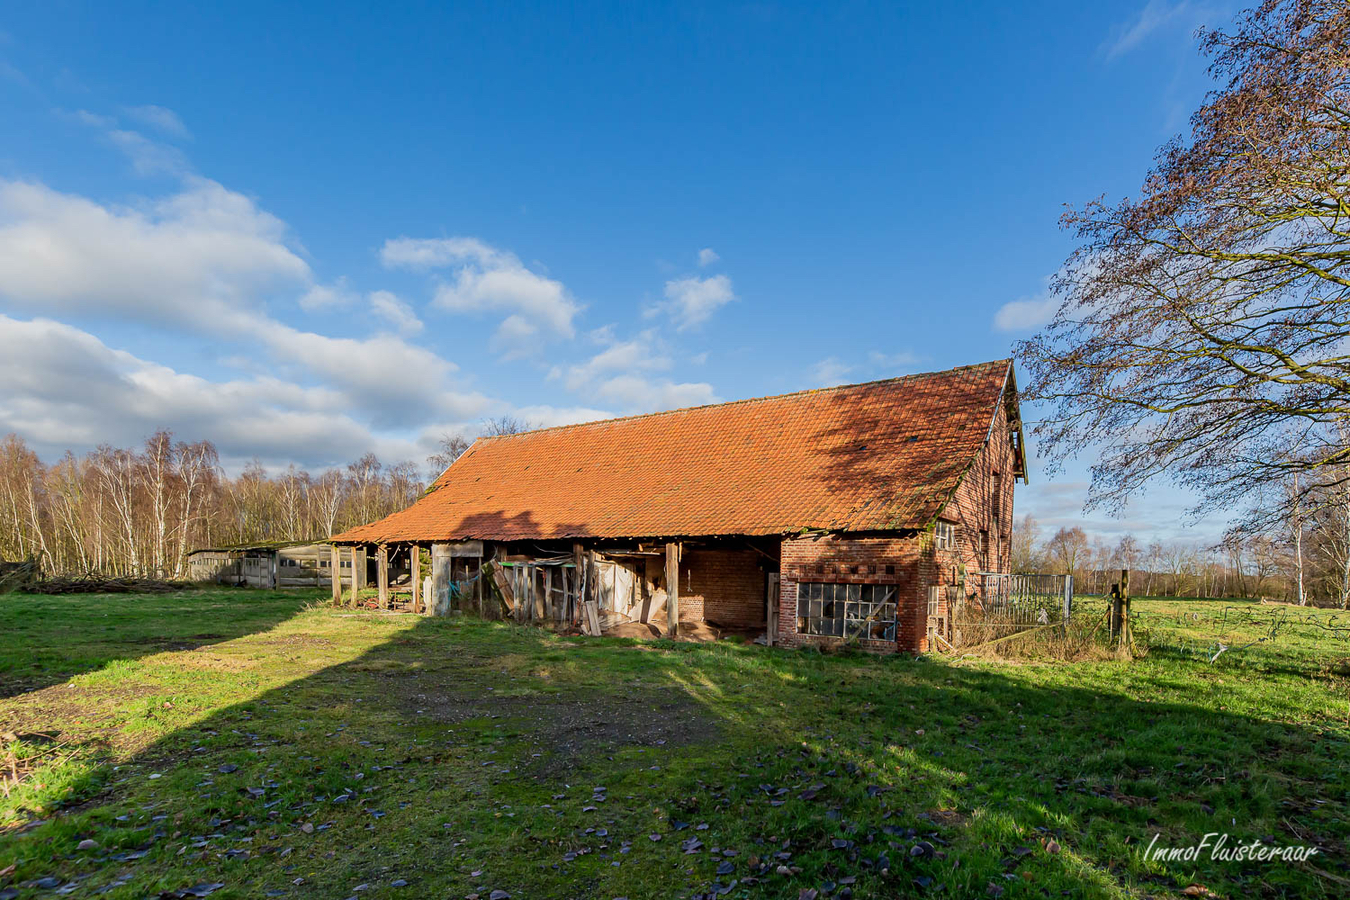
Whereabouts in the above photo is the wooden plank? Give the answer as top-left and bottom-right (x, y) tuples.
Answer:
(330, 545), (342, 604)
(474, 553), (484, 617)
(490, 562), (516, 614)
(353, 546), (367, 595)
(584, 599), (601, 636)
(766, 572), (779, 646)
(573, 543), (585, 627)
(544, 567), (553, 620)
(533, 566), (547, 621)
(376, 545), (389, 609)
(666, 541), (680, 638)
(410, 545), (422, 613)
(431, 543), (452, 616)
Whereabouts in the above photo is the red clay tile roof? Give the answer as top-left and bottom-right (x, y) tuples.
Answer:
(333, 360), (1018, 543)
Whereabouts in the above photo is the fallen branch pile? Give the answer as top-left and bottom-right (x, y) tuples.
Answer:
(20, 576), (192, 595)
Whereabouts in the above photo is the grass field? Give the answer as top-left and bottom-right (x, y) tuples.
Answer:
(1, 590), (1347, 899)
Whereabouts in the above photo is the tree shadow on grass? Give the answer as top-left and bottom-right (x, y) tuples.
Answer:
(0, 588), (316, 702)
(1, 615), (1347, 899)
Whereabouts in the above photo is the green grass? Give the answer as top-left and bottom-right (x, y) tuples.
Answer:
(1, 590), (1347, 899)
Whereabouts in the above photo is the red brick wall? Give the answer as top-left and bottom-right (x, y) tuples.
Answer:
(776, 533), (935, 653)
(938, 399), (1017, 583)
(677, 548), (766, 628)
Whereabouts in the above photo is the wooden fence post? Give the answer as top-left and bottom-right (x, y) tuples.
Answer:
(666, 541), (680, 638)
(330, 545), (342, 604)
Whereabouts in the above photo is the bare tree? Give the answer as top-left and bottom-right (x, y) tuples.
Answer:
(426, 433), (471, 482)
(1018, 1), (1350, 531)
(482, 415), (534, 437)
(1045, 526), (1089, 581)
(1009, 514), (1042, 572)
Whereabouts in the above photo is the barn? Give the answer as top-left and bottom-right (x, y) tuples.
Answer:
(187, 541), (339, 588)
(329, 359), (1027, 653)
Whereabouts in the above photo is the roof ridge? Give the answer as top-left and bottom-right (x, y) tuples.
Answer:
(479, 358), (1012, 440)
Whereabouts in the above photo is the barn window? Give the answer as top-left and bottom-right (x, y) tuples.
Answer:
(934, 521), (955, 551)
(796, 583), (897, 641)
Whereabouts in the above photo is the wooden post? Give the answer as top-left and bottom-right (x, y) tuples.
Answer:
(431, 543), (451, 616)
(766, 572), (779, 646)
(376, 545), (389, 609)
(475, 555), (486, 620)
(269, 552), (279, 590)
(330, 546), (342, 603)
(573, 543), (585, 627)
(353, 546), (367, 603)
(1119, 567), (1131, 649)
(410, 545), (422, 613)
(544, 567), (553, 621)
(1109, 583), (1122, 640)
(666, 541), (680, 638)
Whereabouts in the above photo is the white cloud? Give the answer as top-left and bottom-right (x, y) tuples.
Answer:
(0, 177), (310, 332)
(382, 236), (582, 349)
(380, 236), (503, 270)
(697, 247), (719, 267)
(510, 404), (616, 429)
(560, 329), (671, 391)
(70, 109), (191, 176)
(591, 375), (719, 411)
(109, 129), (190, 175)
(123, 104), (191, 139)
(262, 325), (487, 428)
(811, 357), (854, 387)
(868, 351), (920, 372)
(662, 274), (736, 329)
(993, 291), (1059, 332)
(555, 328), (717, 413)
(298, 279), (356, 311)
(368, 289), (423, 336)
(0, 314), (413, 469)
(1101, 0), (1200, 60)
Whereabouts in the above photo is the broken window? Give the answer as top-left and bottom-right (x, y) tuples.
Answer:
(796, 582), (897, 641)
(935, 521), (955, 551)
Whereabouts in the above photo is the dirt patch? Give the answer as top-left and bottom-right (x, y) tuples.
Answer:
(0, 681), (161, 742)
(398, 682), (720, 772)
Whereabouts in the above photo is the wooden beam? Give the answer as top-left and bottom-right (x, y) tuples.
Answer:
(543, 567), (553, 621)
(330, 545), (342, 604)
(353, 546), (367, 595)
(410, 545), (422, 613)
(474, 552), (484, 617)
(430, 543), (451, 616)
(666, 541), (680, 638)
(376, 545), (389, 609)
(573, 543), (585, 627)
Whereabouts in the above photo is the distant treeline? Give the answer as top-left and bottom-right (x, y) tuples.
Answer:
(1014, 514), (1350, 609)
(0, 433), (425, 579)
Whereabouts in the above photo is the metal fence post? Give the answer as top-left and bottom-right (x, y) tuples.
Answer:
(1063, 574), (1073, 622)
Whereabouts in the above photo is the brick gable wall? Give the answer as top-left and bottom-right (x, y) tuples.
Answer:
(936, 399), (1016, 584)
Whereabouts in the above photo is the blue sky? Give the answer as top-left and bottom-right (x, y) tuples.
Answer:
(0, 1), (1239, 543)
